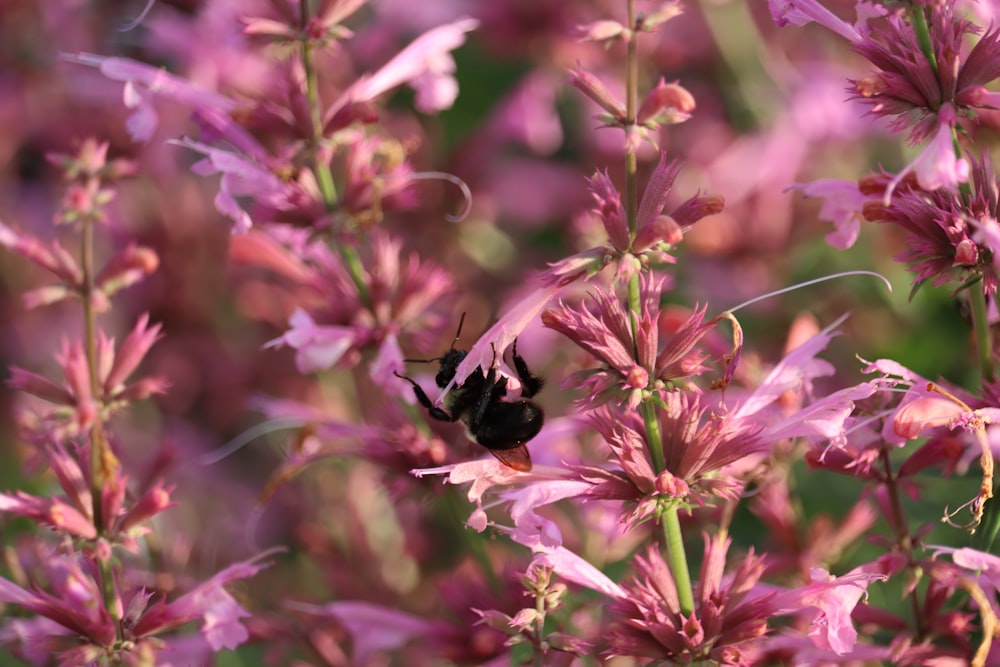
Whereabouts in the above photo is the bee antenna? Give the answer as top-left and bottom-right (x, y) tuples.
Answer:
(449, 312), (467, 351)
(403, 356), (441, 364)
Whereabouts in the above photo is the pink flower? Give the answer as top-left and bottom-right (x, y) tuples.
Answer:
(542, 276), (712, 409)
(543, 153), (721, 285)
(607, 536), (777, 663)
(65, 54), (238, 143)
(264, 308), (357, 374)
(863, 154), (1000, 295)
(791, 179), (869, 249)
(289, 600), (451, 663)
(883, 107), (969, 204)
(132, 550), (279, 650)
(768, 0), (863, 43)
(774, 562), (893, 655)
(170, 138), (286, 233)
(337, 17), (479, 115)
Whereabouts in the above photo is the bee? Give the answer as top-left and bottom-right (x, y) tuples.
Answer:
(394, 314), (544, 472)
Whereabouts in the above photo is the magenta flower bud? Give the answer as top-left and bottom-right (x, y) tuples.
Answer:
(96, 245), (159, 298)
(119, 483), (175, 532)
(474, 608), (515, 633)
(954, 239), (978, 266)
(637, 79), (696, 125)
(104, 314), (163, 395)
(324, 99), (380, 133)
(568, 65), (626, 121)
(49, 501), (98, 540)
(655, 470), (690, 498)
(8, 367), (73, 404)
(633, 215), (683, 252)
(626, 365), (649, 389)
(671, 194), (725, 229)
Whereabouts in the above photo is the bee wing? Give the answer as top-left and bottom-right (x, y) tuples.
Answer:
(487, 444), (532, 473)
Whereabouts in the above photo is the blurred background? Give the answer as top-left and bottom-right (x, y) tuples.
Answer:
(0, 0), (989, 664)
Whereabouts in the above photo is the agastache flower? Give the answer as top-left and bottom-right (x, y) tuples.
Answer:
(542, 275), (712, 409)
(336, 17), (479, 115)
(583, 393), (765, 522)
(606, 536), (777, 663)
(265, 230), (453, 386)
(10, 315), (167, 437)
(543, 152), (723, 286)
(851, 4), (1000, 143)
(862, 153), (1000, 295)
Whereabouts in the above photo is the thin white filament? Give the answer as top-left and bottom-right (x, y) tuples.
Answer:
(200, 417), (305, 465)
(726, 270), (893, 315)
(118, 0), (157, 32)
(407, 171), (472, 222)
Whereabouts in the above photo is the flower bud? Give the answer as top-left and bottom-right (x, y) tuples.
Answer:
(637, 79), (695, 125)
(568, 65), (626, 121)
(954, 238), (978, 266)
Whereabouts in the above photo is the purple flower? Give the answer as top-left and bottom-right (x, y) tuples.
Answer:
(790, 179), (870, 249)
(542, 276), (712, 410)
(851, 5), (1000, 142)
(542, 152), (723, 286)
(607, 536), (777, 663)
(337, 17), (479, 115)
(863, 154), (1000, 295)
(768, 0), (864, 43)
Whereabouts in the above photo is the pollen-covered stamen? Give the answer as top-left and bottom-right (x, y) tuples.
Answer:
(925, 383), (995, 531)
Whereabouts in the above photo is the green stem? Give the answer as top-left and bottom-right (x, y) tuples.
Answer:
(662, 505), (695, 615)
(879, 448), (925, 638)
(624, 0), (638, 239)
(533, 589), (545, 666)
(641, 398), (665, 474)
(908, 4), (938, 78)
(298, 0), (372, 309)
(300, 0), (337, 208)
(623, 0), (694, 621)
(80, 204), (121, 638)
(969, 284), (995, 384)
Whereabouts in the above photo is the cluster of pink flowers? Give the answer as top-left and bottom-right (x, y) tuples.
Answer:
(2, 0), (1000, 664)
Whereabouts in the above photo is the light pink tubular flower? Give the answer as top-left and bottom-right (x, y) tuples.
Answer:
(335, 17), (479, 115)
(437, 283), (561, 401)
(883, 105), (969, 204)
(265, 308), (357, 374)
(287, 600), (452, 663)
(771, 557), (897, 656)
(170, 138), (286, 233)
(64, 53), (247, 145)
(790, 179), (870, 249)
(768, 0), (864, 43)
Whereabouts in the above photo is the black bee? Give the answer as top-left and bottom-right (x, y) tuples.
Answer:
(394, 314), (544, 472)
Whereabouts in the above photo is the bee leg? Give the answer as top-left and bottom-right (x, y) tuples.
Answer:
(467, 363), (507, 435)
(511, 339), (544, 398)
(393, 371), (458, 422)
